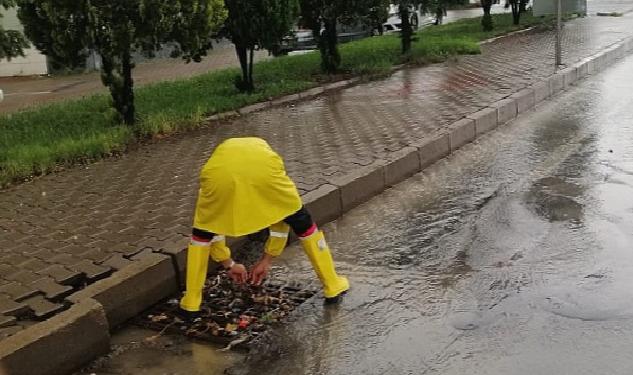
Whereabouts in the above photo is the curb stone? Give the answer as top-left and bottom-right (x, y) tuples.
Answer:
(0, 299), (109, 375)
(67, 253), (176, 329)
(8, 32), (633, 375)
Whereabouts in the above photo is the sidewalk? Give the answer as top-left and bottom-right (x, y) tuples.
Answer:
(0, 41), (268, 113)
(1, 11), (633, 372)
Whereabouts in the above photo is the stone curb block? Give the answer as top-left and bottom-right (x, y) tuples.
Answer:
(532, 81), (551, 103)
(587, 57), (598, 74)
(384, 147), (422, 187)
(68, 254), (176, 329)
(302, 184), (343, 226)
(324, 80), (352, 92)
(549, 73), (564, 95)
(448, 118), (476, 151)
(510, 88), (535, 114)
(0, 298), (109, 375)
(574, 60), (589, 79)
(561, 67), (578, 88)
(299, 87), (325, 99)
(271, 94), (300, 107)
(414, 134), (450, 169)
(328, 160), (386, 212)
(238, 102), (270, 115)
(490, 99), (517, 126)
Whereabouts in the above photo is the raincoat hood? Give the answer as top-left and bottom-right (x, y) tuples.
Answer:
(193, 138), (302, 237)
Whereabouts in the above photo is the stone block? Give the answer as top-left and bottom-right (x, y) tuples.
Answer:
(492, 99), (517, 125)
(448, 118), (476, 151)
(68, 253), (176, 329)
(30, 278), (73, 300)
(0, 283), (40, 302)
(561, 67), (578, 88)
(299, 86), (325, 99)
(302, 184), (342, 226)
(22, 295), (65, 320)
(238, 102), (269, 115)
(532, 81), (551, 103)
(414, 134), (450, 169)
(384, 147), (421, 187)
(574, 61), (589, 79)
(271, 94), (300, 107)
(328, 160), (386, 213)
(510, 88), (535, 113)
(549, 73), (564, 94)
(0, 299), (110, 375)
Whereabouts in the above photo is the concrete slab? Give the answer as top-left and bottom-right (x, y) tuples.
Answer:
(328, 160), (387, 212)
(302, 184), (343, 225)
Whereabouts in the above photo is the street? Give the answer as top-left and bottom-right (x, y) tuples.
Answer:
(80, 40), (633, 375)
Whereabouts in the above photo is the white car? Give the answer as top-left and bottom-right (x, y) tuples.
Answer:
(0, 89), (3, 103)
(382, 5), (434, 33)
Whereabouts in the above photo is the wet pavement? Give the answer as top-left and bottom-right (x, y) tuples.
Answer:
(83, 49), (633, 375)
(1, 12), (633, 338)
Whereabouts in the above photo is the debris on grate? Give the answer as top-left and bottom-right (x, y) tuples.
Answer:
(134, 271), (316, 350)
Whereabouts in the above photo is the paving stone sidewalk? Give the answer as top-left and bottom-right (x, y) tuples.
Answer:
(1, 13), (633, 339)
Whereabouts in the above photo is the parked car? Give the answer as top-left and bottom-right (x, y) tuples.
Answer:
(382, 4), (434, 33)
(276, 23), (372, 55)
(0, 89), (3, 103)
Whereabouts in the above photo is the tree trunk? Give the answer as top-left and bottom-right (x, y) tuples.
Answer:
(234, 44), (253, 92)
(510, 0), (521, 25)
(248, 47), (254, 89)
(120, 49), (135, 126)
(318, 17), (340, 74)
(100, 50), (135, 126)
(400, 5), (412, 54)
(481, 0), (494, 31)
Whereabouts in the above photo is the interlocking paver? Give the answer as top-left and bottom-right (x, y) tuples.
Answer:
(0, 13), (632, 340)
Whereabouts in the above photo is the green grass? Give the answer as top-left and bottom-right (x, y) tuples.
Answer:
(0, 11), (555, 186)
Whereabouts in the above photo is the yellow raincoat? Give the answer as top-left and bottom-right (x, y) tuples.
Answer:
(193, 137), (302, 237)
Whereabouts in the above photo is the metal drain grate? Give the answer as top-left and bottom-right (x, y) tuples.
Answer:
(134, 271), (316, 350)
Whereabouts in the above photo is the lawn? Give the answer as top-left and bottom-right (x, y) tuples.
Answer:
(0, 11), (555, 187)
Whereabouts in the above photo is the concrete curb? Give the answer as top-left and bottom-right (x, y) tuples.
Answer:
(0, 299), (109, 375)
(5, 32), (633, 375)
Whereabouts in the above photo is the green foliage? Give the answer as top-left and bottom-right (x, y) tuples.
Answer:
(17, 0), (226, 124)
(224, 0), (299, 91)
(299, 0), (380, 73)
(0, 0), (29, 60)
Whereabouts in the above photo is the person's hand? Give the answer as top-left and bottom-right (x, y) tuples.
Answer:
(227, 263), (248, 284)
(250, 255), (273, 285)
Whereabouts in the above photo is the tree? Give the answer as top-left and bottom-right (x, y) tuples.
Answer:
(481, 0), (494, 31)
(421, 0), (461, 25)
(0, 0), (29, 60)
(299, 0), (376, 74)
(18, 0), (225, 125)
(506, 0), (529, 25)
(398, 1), (415, 54)
(369, 0), (390, 35)
(224, 0), (298, 92)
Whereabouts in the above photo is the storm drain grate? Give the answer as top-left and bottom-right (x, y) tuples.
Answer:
(134, 271), (316, 350)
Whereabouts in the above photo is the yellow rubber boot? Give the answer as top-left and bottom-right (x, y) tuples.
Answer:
(180, 243), (211, 312)
(301, 231), (349, 303)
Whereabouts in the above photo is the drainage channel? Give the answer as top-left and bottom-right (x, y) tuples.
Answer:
(133, 270), (316, 351)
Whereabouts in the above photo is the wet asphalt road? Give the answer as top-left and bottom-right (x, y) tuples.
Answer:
(230, 52), (633, 374)
(80, 53), (633, 374)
